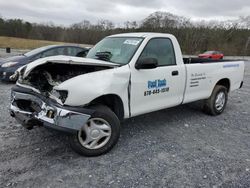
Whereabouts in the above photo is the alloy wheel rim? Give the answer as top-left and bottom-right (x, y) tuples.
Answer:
(215, 91), (226, 111)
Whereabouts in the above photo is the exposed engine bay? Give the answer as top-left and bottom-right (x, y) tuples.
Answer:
(19, 62), (113, 93)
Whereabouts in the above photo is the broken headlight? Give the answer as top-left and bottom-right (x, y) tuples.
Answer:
(51, 89), (68, 103)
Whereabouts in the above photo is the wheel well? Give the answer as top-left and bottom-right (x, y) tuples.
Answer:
(216, 78), (230, 92)
(89, 94), (124, 120)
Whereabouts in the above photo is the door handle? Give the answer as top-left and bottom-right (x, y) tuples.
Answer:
(172, 70), (179, 76)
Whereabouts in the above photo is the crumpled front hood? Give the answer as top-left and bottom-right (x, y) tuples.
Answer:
(22, 55), (119, 78)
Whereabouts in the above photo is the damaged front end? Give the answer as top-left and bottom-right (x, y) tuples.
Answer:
(17, 59), (115, 102)
(10, 86), (94, 133)
(9, 56), (118, 132)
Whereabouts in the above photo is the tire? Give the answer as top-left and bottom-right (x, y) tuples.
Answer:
(203, 85), (228, 116)
(69, 105), (120, 157)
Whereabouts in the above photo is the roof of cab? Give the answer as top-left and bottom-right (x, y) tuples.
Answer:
(108, 32), (174, 38)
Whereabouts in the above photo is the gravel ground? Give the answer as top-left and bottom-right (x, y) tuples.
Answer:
(0, 63), (250, 188)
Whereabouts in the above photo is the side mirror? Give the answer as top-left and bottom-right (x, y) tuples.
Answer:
(135, 57), (158, 69)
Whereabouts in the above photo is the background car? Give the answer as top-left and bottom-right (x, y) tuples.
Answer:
(0, 45), (89, 81)
(198, 51), (224, 59)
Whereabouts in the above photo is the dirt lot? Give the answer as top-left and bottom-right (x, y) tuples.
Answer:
(0, 36), (91, 50)
(0, 63), (250, 188)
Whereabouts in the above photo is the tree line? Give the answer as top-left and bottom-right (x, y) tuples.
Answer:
(0, 11), (250, 55)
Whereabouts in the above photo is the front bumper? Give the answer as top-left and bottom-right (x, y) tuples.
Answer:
(10, 86), (94, 133)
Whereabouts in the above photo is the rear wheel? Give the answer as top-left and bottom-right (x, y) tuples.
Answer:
(203, 85), (228, 116)
(69, 105), (120, 156)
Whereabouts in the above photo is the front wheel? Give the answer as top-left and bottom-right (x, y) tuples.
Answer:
(69, 105), (120, 156)
(203, 85), (228, 116)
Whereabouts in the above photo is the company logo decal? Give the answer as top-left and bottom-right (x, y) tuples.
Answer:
(144, 79), (169, 96)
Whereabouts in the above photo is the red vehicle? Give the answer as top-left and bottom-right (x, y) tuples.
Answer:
(198, 51), (224, 59)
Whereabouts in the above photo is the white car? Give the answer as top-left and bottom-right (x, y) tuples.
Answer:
(10, 33), (245, 156)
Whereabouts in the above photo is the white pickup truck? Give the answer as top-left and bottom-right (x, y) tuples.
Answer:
(10, 33), (245, 156)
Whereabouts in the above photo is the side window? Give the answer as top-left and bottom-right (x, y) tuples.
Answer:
(76, 48), (88, 57)
(67, 47), (77, 56)
(41, 48), (60, 57)
(139, 38), (176, 66)
(67, 47), (88, 57)
(58, 47), (87, 57)
(56, 47), (69, 55)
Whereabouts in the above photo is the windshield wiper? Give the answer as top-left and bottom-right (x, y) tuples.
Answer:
(95, 51), (112, 61)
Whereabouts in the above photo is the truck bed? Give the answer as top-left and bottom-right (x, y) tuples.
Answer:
(183, 58), (238, 64)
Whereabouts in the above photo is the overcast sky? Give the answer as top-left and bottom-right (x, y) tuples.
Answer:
(0, 0), (250, 26)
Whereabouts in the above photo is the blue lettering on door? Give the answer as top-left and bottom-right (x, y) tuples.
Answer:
(148, 79), (167, 89)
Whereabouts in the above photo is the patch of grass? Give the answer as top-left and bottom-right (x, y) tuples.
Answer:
(0, 36), (91, 49)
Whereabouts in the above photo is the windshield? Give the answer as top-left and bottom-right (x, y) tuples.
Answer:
(24, 46), (56, 57)
(204, 51), (214, 54)
(86, 37), (143, 65)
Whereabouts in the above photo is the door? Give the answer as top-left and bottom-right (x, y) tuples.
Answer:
(130, 38), (186, 117)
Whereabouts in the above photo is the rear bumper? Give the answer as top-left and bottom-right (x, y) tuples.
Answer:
(10, 86), (94, 133)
